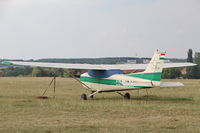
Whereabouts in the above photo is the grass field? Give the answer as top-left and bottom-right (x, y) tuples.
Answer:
(0, 77), (200, 133)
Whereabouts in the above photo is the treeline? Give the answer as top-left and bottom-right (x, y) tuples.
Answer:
(162, 49), (200, 79)
(29, 57), (186, 64)
(0, 67), (81, 77)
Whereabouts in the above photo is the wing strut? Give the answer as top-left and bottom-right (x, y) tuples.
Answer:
(68, 71), (92, 91)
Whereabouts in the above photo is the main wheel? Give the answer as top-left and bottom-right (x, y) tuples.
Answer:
(80, 93), (87, 100)
(124, 93), (130, 99)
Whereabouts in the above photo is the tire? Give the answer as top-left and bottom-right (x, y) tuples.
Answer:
(81, 93), (87, 100)
(124, 93), (130, 99)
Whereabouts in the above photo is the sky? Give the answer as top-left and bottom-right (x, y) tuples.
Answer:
(0, 0), (200, 59)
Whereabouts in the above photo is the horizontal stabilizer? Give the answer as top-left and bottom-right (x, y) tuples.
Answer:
(163, 63), (196, 68)
(160, 82), (184, 87)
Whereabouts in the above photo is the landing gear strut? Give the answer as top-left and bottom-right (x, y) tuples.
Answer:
(116, 92), (131, 99)
(90, 95), (94, 99)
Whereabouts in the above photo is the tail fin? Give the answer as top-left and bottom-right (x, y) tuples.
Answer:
(144, 50), (165, 73)
(128, 50), (166, 86)
(144, 50), (166, 86)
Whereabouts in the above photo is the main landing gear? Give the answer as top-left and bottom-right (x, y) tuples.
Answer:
(116, 92), (131, 100)
(80, 91), (131, 100)
(124, 92), (131, 99)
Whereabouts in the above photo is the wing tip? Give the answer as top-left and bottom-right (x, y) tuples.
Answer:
(1, 61), (13, 65)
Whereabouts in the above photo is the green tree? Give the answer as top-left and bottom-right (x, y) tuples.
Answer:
(187, 49), (193, 63)
(23, 66), (33, 76)
(162, 68), (181, 79)
(42, 68), (55, 77)
(186, 49), (195, 79)
(0, 70), (5, 77)
(194, 52), (200, 78)
(194, 52), (200, 65)
(63, 69), (70, 77)
(32, 67), (44, 77)
(55, 68), (64, 77)
(186, 52), (200, 79)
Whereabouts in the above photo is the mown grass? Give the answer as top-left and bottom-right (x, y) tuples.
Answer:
(0, 77), (200, 133)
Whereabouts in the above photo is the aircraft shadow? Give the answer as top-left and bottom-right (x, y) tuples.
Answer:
(92, 95), (193, 102)
(132, 95), (193, 102)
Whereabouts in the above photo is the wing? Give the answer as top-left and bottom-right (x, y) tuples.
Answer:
(1, 61), (196, 70)
(2, 61), (147, 70)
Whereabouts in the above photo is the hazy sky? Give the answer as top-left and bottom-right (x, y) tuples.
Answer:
(0, 0), (200, 59)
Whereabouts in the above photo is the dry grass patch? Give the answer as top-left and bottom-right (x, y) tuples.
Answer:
(0, 77), (200, 133)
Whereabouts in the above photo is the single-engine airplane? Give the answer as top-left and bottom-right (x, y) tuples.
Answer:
(2, 51), (196, 100)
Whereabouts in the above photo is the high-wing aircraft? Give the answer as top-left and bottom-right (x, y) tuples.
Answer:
(2, 51), (196, 100)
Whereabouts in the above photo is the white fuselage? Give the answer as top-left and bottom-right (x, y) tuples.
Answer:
(80, 72), (153, 92)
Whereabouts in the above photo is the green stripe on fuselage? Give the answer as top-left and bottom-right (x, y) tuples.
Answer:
(127, 72), (162, 81)
(80, 76), (116, 85)
(80, 76), (149, 88)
